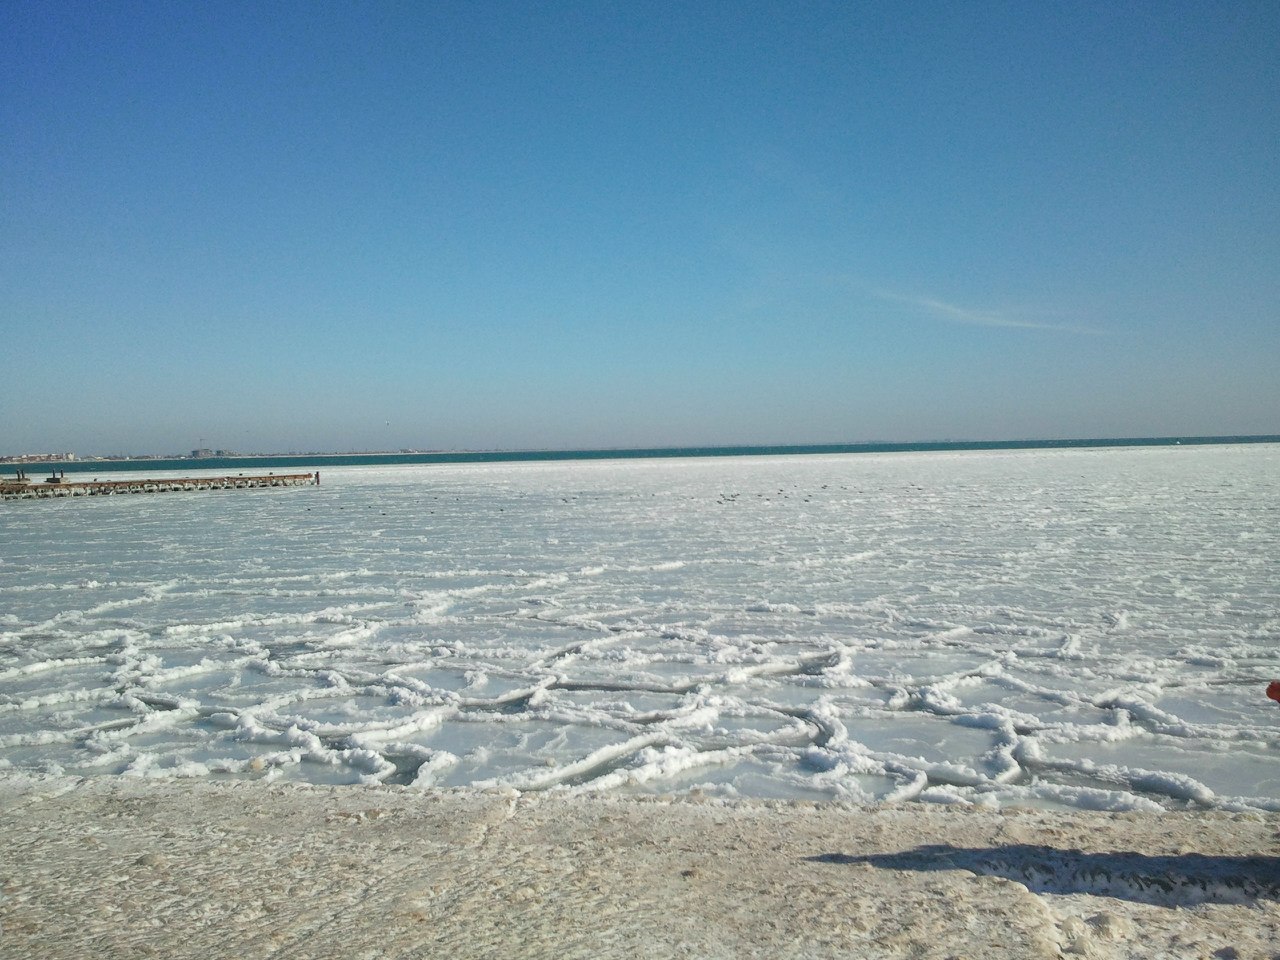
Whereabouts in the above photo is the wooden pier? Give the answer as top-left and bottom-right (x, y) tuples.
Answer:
(0, 472), (320, 500)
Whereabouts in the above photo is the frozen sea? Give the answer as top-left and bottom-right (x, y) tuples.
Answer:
(2, 444), (1278, 811)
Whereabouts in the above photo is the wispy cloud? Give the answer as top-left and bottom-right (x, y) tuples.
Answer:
(871, 289), (1102, 335)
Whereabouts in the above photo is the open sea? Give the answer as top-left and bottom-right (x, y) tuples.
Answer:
(2, 439), (1278, 811)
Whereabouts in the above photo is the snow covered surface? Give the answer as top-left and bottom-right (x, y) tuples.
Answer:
(3, 445), (1279, 956)
(1, 444), (1278, 810)
(0, 774), (1277, 959)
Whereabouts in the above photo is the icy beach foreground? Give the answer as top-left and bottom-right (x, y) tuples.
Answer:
(1, 775), (1276, 959)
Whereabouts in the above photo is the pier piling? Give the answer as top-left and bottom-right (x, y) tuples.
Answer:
(0, 472), (320, 500)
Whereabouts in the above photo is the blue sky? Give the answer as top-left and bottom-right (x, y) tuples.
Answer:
(3, 1), (1277, 454)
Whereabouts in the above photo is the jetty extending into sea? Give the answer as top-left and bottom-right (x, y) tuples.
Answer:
(0, 471), (320, 500)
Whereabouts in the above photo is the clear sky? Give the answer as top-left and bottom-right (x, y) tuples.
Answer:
(3, 1), (1277, 455)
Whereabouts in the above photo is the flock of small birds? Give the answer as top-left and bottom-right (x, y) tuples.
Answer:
(305, 483), (886, 521)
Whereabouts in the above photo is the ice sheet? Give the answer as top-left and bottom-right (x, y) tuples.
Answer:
(2, 444), (1277, 809)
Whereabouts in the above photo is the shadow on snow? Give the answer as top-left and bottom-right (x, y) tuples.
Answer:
(808, 844), (1280, 908)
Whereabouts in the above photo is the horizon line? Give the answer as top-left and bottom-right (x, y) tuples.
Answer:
(5, 433), (1278, 467)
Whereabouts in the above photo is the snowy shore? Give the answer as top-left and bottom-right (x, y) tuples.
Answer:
(1, 775), (1277, 959)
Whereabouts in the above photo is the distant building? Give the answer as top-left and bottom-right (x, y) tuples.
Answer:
(191, 449), (214, 459)
(0, 452), (76, 464)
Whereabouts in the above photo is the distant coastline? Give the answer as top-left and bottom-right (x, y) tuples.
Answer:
(3, 434), (1277, 475)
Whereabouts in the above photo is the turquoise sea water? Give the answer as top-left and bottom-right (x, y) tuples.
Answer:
(17, 434), (1280, 476)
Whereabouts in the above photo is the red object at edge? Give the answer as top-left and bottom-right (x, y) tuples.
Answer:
(1268, 681), (1280, 703)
